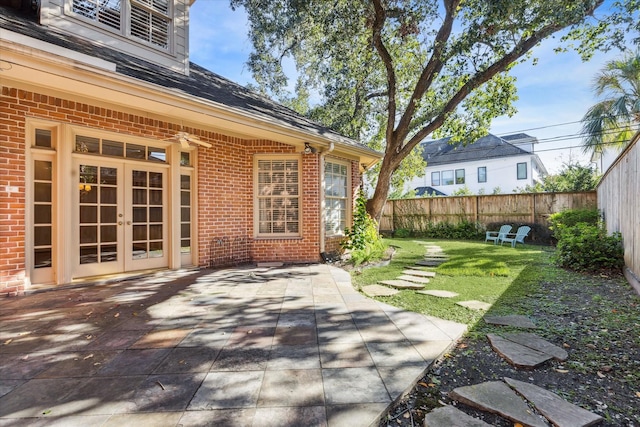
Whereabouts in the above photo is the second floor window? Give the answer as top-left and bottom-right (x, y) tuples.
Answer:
(478, 166), (487, 183)
(442, 170), (454, 185)
(517, 162), (527, 180)
(431, 171), (440, 186)
(455, 169), (465, 184)
(72, 0), (171, 49)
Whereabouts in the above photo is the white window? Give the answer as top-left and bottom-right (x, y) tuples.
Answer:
(517, 162), (527, 180)
(71, 0), (172, 49)
(325, 161), (349, 236)
(255, 156), (300, 237)
(442, 170), (454, 185)
(455, 169), (465, 184)
(478, 166), (487, 183)
(431, 171), (440, 186)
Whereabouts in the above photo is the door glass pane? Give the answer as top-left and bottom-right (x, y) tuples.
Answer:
(149, 190), (162, 205)
(149, 207), (162, 222)
(132, 170), (147, 187)
(34, 160), (52, 180)
(80, 246), (98, 264)
(80, 206), (97, 223)
(132, 242), (147, 259)
(149, 172), (163, 187)
(35, 183), (52, 202)
(181, 207), (190, 222)
(149, 241), (163, 257)
(132, 189), (147, 204)
(80, 226), (98, 244)
(101, 245), (117, 262)
(101, 206), (117, 223)
(34, 226), (51, 246)
(101, 225), (117, 243)
(34, 205), (52, 224)
(180, 175), (190, 189)
(133, 225), (147, 241)
(149, 224), (162, 240)
(100, 187), (117, 204)
(181, 190), (190, 205)
(133, 207), (147, 222)
(101, 167), (118, 185)
(34, 248), (52, 268)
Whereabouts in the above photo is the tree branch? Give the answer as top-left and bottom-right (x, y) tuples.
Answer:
(370, 0), (397, 146)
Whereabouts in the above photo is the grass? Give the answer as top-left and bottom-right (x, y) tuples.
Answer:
(350, 238), (549, 325)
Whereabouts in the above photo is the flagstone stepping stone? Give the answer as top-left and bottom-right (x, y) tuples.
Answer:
(423, 405), (492, 427)
(449, 381), (549, 427)
(379, 280), (425, 290)
(362, 284), (399, 297)
(502, 332), (569, 361)
(417, 290), (459, 298)
(402, 269), (436, 278)
(484, 315), (537, 329)
(397, 275), (430, 284)
(457, 300), (492, 311)
(487, 334), (552, 369)
(503, 378), (603, 427)
(416, 259), (446, 267)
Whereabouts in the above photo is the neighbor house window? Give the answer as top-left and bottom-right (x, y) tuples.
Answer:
(431, 171), (440, 186)
(71, 0), (172, 49)
(442, 170), (454, 185)
(255, 156), (300, 237)
(324, 161), (349, 236)
(455, 169), (465, 184)
(478, 166), (487, 183)
(517, 162), (527, 180)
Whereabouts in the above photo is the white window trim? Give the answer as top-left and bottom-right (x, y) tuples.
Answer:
(254, 155), (302, 239)
(517, 162), (528, 180)
(324, 159), (351, 237)
(478, 166), (487, 183)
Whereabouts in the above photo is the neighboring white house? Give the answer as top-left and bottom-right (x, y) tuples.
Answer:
(407, 133), (547, 196)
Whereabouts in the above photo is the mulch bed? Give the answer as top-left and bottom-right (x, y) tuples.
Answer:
(380, 270), (640, 426)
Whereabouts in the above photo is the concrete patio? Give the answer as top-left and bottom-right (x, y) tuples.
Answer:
(0, 264), (466, 427)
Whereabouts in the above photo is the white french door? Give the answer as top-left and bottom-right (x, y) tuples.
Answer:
(73, 158), (168, 278)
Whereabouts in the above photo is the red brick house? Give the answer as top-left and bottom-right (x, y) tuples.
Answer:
(0, 1), (381, 295)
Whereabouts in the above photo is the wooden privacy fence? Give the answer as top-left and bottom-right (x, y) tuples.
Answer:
(597, 132), (640, 291)
(380, 192), (597, 242)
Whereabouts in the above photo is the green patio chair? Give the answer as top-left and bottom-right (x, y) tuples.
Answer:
(500, 225), (532, 248)
(485, 224), (512, 244)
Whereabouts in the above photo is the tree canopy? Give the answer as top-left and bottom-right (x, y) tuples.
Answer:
(519, 161), (601, 193)
(580, 51), (640, 157)
(231, 0), (639, 222)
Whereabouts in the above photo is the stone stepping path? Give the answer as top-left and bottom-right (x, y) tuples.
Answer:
(445, 378), (602, 427)
(378, 279), (425, 290)
(457, 300), (491, 311)
(504, 378), (603, 427)
(362, 284), (399, 297)
(484, 314), (537, 329)
(502, 332), (568, 362)
(397, 274), (430, 284)
(402, 269), (436, 278)
(487, 333), (553, 369)
(417, 290), (459, 298)
(416, 259), (446, 267)
(449, 381), (549, 427)
(423, 405), (491, 426)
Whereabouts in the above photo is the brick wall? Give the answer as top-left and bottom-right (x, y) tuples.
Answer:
(0, 85), (361, 293)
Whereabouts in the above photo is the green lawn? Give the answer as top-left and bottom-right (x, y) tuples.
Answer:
(350, 238), (550, 325)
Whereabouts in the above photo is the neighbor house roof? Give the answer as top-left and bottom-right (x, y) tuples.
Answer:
(414, 186), (447, 197)
(0, 7), (381, 159)
(421, 133), (532, 166)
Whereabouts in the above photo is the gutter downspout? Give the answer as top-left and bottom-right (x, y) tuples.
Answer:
(319, 143), (335, 255)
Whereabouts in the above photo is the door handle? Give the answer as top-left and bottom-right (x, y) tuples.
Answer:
(118, 221), (123, 225)
(126, 221), (132, 225)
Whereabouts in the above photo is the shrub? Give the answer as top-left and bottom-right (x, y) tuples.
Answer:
(548, 208), (600, 240)
(342, 189), (386, 266)
(394, 228), (411, 238)
(419, 220), (484, 240)
(554, 222), (624, 272)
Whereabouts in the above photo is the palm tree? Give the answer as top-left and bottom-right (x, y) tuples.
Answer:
(581, 52), (640, 157)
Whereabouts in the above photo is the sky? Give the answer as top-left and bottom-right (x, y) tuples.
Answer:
(188, 1), (627, 174)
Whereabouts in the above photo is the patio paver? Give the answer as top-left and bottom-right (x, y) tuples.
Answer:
(0, 264), (466, 427)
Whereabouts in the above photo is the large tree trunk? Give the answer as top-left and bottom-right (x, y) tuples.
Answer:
(366, 152), (397, 226)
